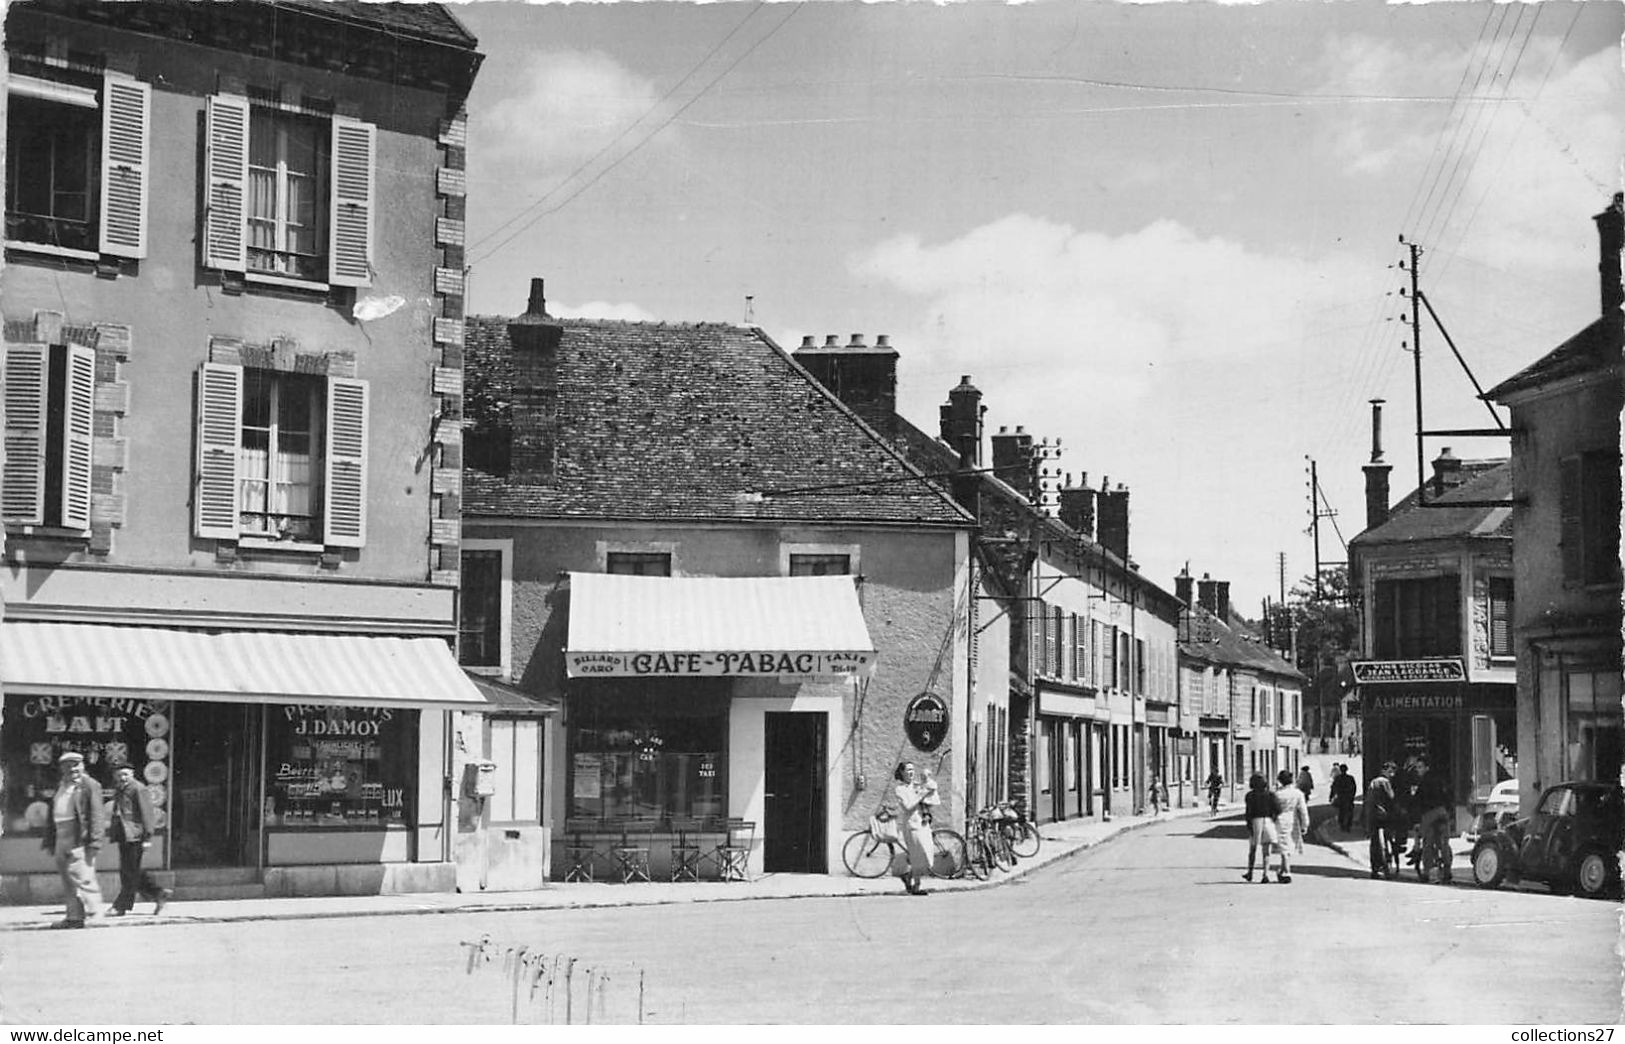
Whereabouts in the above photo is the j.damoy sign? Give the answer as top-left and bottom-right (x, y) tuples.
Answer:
(904, 691), (949, 753)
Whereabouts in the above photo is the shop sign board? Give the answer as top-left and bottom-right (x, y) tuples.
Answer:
(1363, 692), (1466, 713)
(1352, 659), (1465, 684)
(566, 649), (874, 678)
(904, 691), (949, 753)
(1174, 736), (1196, 755)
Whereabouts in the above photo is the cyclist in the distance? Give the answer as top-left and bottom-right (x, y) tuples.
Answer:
(1206, 769), (1224, 816)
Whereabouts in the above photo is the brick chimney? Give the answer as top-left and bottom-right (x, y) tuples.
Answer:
(1363, 398), (1392, 531)
(1097, 478), (1130, 562)
(1174, 564), (1194, 608)
(1597, 192), (1623, 325)
(792, 333), (898, 440)
(1196, 573), (1230, 621)
(990, 426), (1036, 500)
(938, 375), (984, 467)
(1430, 446), (1464, 497)
(509, 278), (563, 484)
(1058, 472), (1096, 538)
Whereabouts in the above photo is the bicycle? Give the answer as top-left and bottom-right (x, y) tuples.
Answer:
(842, 813), (968, 880)
(1001, 801), (1041, 859)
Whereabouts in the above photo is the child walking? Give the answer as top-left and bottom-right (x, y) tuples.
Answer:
(1242, 773), (1282, 884)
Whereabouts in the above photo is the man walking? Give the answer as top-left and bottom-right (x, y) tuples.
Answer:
(42, 751), (106, 928)
(1412, 756), (1454, 883)
(108, 763), (171, 915)
(1330, 762), (1358, 832)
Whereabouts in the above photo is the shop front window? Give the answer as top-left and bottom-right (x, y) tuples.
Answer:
(265, 705), (416, 829)
(1, 695), (172, 837)
(568, 685), (727, 823)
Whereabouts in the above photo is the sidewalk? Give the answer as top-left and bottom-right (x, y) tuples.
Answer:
(1311, 806), (1472, 878)
(0, 805), (1214, 931)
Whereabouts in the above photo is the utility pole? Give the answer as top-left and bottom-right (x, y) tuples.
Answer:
(1403, 237), (1424, 505)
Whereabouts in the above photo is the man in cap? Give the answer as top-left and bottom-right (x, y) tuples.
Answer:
(1363, 760), (1400, 879)
(41, 751), (106, 927)
(108, 763), (170, 915)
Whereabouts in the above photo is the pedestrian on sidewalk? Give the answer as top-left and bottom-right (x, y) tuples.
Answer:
(1412, 756), (1454, 884)
(1148, 771), (1162, 815)
(1364, 760), (1401, 879)
(1296, 764), (1315, 802)
(107, 764), (171, 916)
(1242, 773), (1281, 884)
(42, 751), (106, 929)
(1206, 770), (1224, 816)
(1273, 769), (1309, 883)
(893, 761), (939, 896)
(1330, 763), (1358, 832)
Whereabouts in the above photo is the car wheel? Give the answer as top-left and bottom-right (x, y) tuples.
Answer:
(1575, 849), (1615, 899)
(1471, 843), (1505, 889)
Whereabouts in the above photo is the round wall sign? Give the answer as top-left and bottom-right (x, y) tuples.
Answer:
(903, 691), (949, 753)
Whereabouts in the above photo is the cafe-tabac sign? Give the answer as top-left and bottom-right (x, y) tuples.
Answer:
(566, 649), (875, 678)
(1351, 659), (1465, 684)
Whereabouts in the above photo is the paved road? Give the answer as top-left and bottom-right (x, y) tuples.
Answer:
(2, 814), (1616, 1024)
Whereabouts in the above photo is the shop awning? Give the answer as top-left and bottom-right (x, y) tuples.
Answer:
(0, 622), (494, 710)
(564, 572), (876, 678)
(464, 671), (561, 716)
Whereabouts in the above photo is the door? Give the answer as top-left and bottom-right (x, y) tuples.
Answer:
(170, 703), (263, 868)
(763, 712), (826, 873)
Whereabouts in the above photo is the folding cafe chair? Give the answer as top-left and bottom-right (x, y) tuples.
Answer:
(713, 818), (755, 883)
(611, 818), (658, 884)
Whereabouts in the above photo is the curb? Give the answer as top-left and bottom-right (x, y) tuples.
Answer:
(2, 809), (1213, 931)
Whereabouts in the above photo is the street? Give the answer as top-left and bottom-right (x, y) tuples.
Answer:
(1, 814), (1616, 1025)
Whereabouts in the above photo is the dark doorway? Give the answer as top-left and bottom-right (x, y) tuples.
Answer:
(763, 712), (826, 873)
(171, 703), (263, 868)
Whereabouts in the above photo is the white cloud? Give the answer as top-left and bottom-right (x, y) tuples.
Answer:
(549, 299), (661, 322)
(471, 51), (671, 175)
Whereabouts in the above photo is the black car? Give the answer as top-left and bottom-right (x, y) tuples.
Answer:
(1470, 781), (1624, 899)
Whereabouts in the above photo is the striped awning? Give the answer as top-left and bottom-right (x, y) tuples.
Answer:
(564, 572), (876, 678)
(0, 622), (491, 709)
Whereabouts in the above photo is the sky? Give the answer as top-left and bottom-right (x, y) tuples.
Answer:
(450, 0), (1625, 615)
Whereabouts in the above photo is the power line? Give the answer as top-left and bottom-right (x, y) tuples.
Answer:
(469, 3), (804, 271)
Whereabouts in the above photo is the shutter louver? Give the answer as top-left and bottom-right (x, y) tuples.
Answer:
(323, 376), (368, 547)
(194, 363), (242, 540)
(1559, 457), (1583, 582)
(329, 118), (376, 287)
(2, 344), (49, 525)
(60, 344), (95, 531)
(203, 95), (250, 272)
(99, 75), (150, 259)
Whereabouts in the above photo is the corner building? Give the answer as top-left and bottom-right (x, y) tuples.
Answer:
(0, 0), (491, 901)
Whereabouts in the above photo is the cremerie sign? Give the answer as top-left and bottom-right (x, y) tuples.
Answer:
(566, 649), (875, 678)
(1352, 659), (1465, 685)
(904, 691), (949, 753)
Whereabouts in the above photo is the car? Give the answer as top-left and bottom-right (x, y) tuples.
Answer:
(1464, 778), (1521, 844)
(1470, 780), (1624, 899)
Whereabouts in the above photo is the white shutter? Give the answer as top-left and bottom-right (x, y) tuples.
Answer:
(2, 344), (49, 525)
(203, 94), (250, 272)
(328, 118), (376, 287)
(98, 74), (150, 258)
(60, 344), (95, 531)
(194, 362), (242, 540)
(323, 376), (368, 547)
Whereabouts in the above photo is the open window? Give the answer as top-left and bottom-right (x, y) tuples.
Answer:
(204, 93), (374, 288)
(5, 70), (149, 260)
(194, 362), (368, 547)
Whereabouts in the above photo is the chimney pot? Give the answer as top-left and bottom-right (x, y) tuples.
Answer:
(876, 334), (890, 347)
(526, 278), (549, 317)
(824, 335), (839, 347)
(800, 335), (815, 348)
(850, 333), (865, 346)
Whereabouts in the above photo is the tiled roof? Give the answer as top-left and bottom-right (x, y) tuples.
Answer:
(1350, 460), (1513, 546)
(1179, 606), (1305, 682)
(462, 316), (973, 527)
(273, 1), (478, 48)
(1484, 318), (1622, 401)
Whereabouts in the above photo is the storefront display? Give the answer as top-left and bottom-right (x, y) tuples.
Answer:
(265, 705), (417, 829)
(567, 685), (728, 822)
(1, 695), (172, 836)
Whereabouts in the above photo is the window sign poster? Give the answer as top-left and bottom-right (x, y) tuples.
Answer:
(266, 705), (415, 829)
(1, 696), (171, 836)
(573, 753), (603, 799)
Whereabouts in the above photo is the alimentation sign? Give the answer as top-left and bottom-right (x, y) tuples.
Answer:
(1351, 659), (1465, 685)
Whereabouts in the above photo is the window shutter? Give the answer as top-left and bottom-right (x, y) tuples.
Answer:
(329, 118), (376, 287)
(60, 344), (95, 531)
(323, 376), (368, 547)
(203, 94), (250, 272)
(2, 344), (49, 525)
(1559, 456), (1583, 582)
(98, 74), (150, 259)
(194, 362), (242, 540)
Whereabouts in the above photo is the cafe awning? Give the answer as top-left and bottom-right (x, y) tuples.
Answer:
(564, 572), (876, 678)
(0, 621), (493, 710)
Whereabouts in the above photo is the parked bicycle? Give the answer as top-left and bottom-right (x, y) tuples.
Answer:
(964, 803), (1038, 879)
(842, 810), (968, 880)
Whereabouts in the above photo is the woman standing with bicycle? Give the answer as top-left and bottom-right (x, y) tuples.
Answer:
(895, 761), (939, 895)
